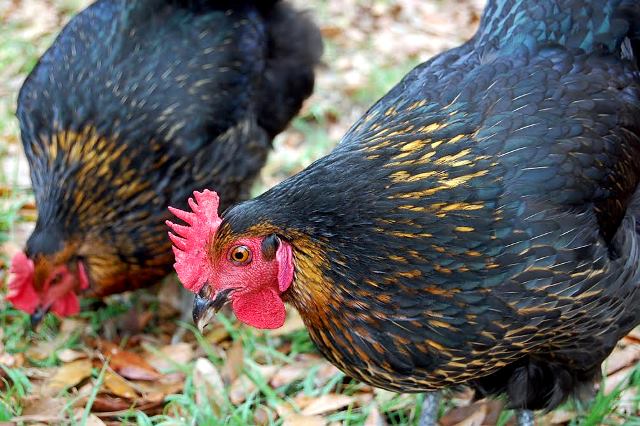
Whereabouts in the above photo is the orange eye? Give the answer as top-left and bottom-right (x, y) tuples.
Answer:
(229, 245), (252, 265)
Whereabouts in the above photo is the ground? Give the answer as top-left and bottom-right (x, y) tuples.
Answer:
(0, 0), (639, 425)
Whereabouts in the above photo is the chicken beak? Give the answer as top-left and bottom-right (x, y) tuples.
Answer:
(30, 304), (50, 329)
(192, 287), (235, 333)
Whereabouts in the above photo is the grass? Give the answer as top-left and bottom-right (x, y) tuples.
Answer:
(1, 1), (640, 425)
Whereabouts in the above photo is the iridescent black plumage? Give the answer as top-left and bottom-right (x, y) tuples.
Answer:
(17, 0), (321, 297)
(218, 0), (640, 410)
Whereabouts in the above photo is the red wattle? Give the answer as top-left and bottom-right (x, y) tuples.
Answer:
(232, 288), (286, 329)
(51, 291), (81, 317)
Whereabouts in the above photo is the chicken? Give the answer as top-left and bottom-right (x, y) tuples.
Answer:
(169, 0), (640, 422)
(7, 0), (322, 326)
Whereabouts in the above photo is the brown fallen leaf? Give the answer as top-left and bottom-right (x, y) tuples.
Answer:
(603, 366), (634, 394)
(145, 342), (194, 373)
(276, 402), (326, 426)
(439, 400), (504, 426)
(221, 339), (244, 384)
(205, 325), (231, 345)
(538, 408), (576, 425)
(90, 395), (136, 412)
(452, 404), (487, 426)
(268, 311), (306, 337)
(315, 363), (342, 387)
(99, 341), (161, 381)
(624, 327), (640, 344)
(364, 404), (387, 426)
(103, 371), (137, 399)
(283, 414), (326, 426)
(132, 373), (185, 402)
(300, 394), (355, 416)
(271, 364), (309, 388)
(193, 357), (225, 409)
(19, 396), (67, 423)
(229, 375), (257, 405)
(48, 359), (92, 393)
(254, 405), (273, 426)
(618, 387), (638, 415)
(605, 345), (640, 375)
(27, 319), (85, 361)
(57, 348), (88, 363)
(85, 415), (107, 426)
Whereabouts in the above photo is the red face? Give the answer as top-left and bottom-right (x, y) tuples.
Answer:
(168, 190), (294, 330)
(6, 252), (89, 322)
(204, 235), (294, 329)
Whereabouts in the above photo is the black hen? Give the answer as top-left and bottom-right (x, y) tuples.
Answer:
(181, 0), (640, 415)
(8, 0), (321, 323)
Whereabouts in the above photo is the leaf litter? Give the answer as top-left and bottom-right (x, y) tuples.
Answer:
(1, 0), (640, 424)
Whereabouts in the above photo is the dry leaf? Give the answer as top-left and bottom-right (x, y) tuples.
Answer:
(18, 397), (67, 423)
(133, 373), (185, 402)
(271, 364), (309, 388)
(229, 375), (256, 405)
(364, 404), (386, 426)
(0, 241), (21, 260)
(99, 341), (161, 381)
(300, 394), (355, 416)
(315, 363), (342, 387)
(542, 409), (576, 424)
(222, 339), (244, 384)
(57, 349), (88, 363)
(276, 403), (326, 426)
(452, 404), (486, 426)
(439, 400), (501, 426)
(254, 405), (273, 425)
(103, 371), (137, 399)
(48, 359), (92, 392)
(283, 414), (326, 426)
(268, 311), (306, 337)
(145, 342), (194, 373)
(205, 325), (231, 344)
(625, 327), (640, 343)
(618, 387), (638, 415)
(193, 357), (225, 408)
(605, 345), (640, 375)
(603, 366), (634, 394)
(85, 415), (107, 426)
(90, 395), (136, 412)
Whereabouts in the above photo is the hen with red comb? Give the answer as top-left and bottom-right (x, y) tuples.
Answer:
(178, 0), (640, 424)
(9, 0), (321, 326)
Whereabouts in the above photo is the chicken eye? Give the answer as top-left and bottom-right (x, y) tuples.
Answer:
(229, 246), (252, 265)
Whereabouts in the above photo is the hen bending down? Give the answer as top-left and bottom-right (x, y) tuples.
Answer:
(8, 0), (322, 325)
(170, 0), (640, 420)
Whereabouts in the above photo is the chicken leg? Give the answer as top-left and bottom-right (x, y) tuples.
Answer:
(418, 391), (441, 426)
(516, 409), (534, 426)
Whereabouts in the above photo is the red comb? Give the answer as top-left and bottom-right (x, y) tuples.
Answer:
(166, 189), (222, 293)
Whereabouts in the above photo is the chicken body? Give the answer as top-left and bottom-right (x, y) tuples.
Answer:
(11, 0), (321, 318)
(209, 0), (640, 410)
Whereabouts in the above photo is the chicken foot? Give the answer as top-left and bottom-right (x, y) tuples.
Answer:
(418, 391), (441, 426)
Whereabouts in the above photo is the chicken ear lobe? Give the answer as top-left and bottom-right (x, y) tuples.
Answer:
(232, 288), (286, 329)
(276, 240), (294, 293)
